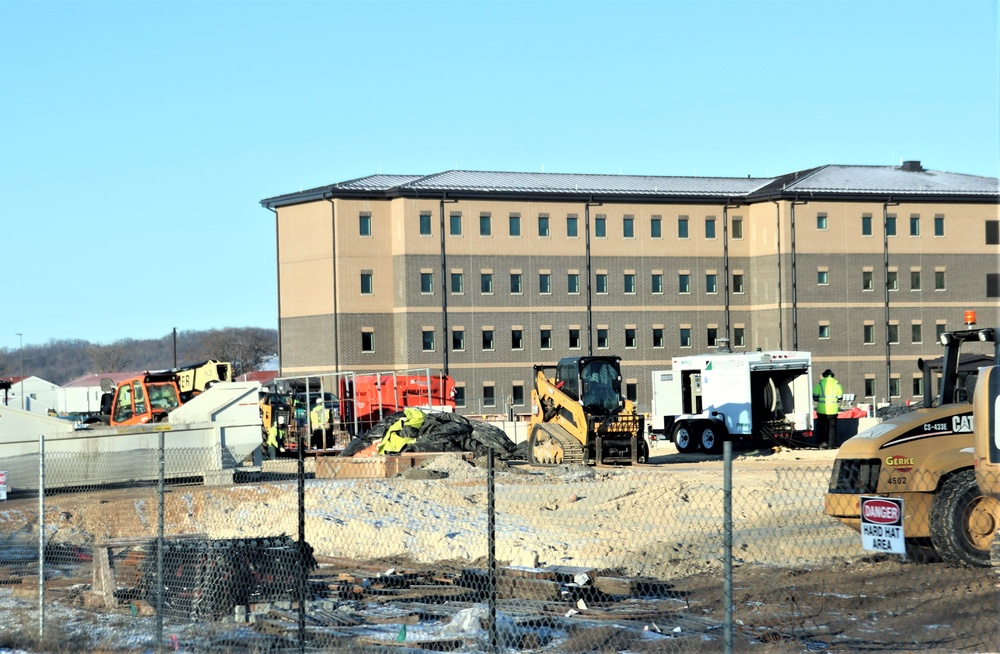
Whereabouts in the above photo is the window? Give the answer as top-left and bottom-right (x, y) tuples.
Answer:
(733, 273), (744, 294)
(512, 385), (525, 406)
(595, 215), (606, 238)
(419, 212), (432, 236)
(361, 331), (374, 353)
(707, 327), (717, 347)
(651, 273), (663, 294)
(679, 273), (690, 294)
(568, 273), (580, 294)
(651, 216), (662, 238)
(510, 273), (522, 294)
(862, 270), (874, 291)
(910, 270), (921, 291)
(652, 327), (664, 348)
(482, 329), (494, 351)
(597, 328), (609, 349)
(479, 213), (492, 236)
(360, 212), (372, 237)
(450, 272), (464, 294)
(935, 270), (946, 291)
(862, 214), (872, 236)
(625, 328), (637, 348)
(509, 214), (521, 237)
(864, 378), (876, 397)
(818, 270), (829, 285)
(935, 215), (945, 237)
(538, 273), (551, 294)
(624, 273), (636, 294)
(909, 214), (920, 236)
(819, 325), (830, 339)
(511, 329), (523, 350)
(863, 324), (875, 344)
(912, 377), (923, 397)
(538, 214), (550, 237)
(596, 273), (608, 294)
(567, 214), (578, 237)
(887, 270), (898, 291)
(888, 324), (899, 344)
(483, 385), (496, 407)
(705, 217), (716, 239)
(817, 213), (828, 230)
(889, 378), (900, 398)
(987, 220), (999, 245)
(885, 214), (897, 236)
(732, 217), (743, 239)
(936, 323), (947, 340)
(733, 327), (745, 347)
(989, 273), (1000, 298)
(360, 271), (373, 295)
(454, 386), (466, 408)
(480, 273), (493, 294)
(623, 215), (635, 238)
(706, 273), (718, 294)
(569, 328), (581, 349)
(911, 323), (922, 344)
(626, 382), (638, 403)
(452, 329), (465, 351)
(420, 272), (434, 294)
(449, 212), (462, 236)
(678, 216), (689, 238)
(422, 329), (435, 352)
(680, 327), (692, 348)
(540, 328), (552, 350)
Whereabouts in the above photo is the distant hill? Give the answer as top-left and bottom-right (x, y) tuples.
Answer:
(0, 328), (277, 386)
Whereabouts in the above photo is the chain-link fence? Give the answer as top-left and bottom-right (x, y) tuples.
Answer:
(1, 438), (998, 653)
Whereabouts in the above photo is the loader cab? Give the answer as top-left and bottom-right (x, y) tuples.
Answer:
(555, 356), (624, 417)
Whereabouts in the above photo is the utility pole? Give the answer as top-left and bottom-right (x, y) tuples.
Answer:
(16, 333), (23, 410)
(172, 327), (178, 368)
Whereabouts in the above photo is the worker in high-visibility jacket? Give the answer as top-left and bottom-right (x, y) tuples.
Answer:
(309, 398), (330, 450)
(266, 421), (285, 460)
(813, 369), (844, 449)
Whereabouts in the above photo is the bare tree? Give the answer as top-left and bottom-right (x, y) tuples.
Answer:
(87, 340), (135, 373)
(0, 347), (8, 377)
(198, 328), (276, 378)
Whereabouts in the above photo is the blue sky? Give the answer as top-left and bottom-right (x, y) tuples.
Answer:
(2, 0), (997, 350)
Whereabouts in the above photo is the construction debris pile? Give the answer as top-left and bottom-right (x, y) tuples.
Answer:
(342, 410), (528, 460)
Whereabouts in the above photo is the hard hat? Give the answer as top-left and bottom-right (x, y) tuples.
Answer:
(823, 369), (834, 378)
(315, 398), (324, 405)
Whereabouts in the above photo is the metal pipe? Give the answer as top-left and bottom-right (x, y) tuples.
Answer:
(265, 206), (283, 377)
(584, 199), (602, 356)
(883, 199), (900, 402)
(325, 196), (340, 376)
(38, 433), (45, 640)
(157, 431), (164, 653)
(440, 197), (458, 376)
(487, 447), (497, 654)
(723, 439), (733, 654)
(789, 200), (807, 350)
(772, 201), (783, 349)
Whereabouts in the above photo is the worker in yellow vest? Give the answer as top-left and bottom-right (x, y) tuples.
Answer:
(309, 398), (330, 449)
(813, 369), (844, 449)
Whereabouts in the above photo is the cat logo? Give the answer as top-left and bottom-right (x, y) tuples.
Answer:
(952, 415), (974, 433)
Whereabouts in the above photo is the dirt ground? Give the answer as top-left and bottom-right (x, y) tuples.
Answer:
(1, 443), (998, 652)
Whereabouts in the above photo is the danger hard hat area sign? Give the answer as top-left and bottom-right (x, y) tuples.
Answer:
(860, 496), (904, 555)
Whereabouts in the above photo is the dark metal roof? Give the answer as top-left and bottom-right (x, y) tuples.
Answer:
(261, 164), (999, 208)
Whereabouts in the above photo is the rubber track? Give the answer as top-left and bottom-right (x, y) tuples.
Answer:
(535, 423), (586, 466)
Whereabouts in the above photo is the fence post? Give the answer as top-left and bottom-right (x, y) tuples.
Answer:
(298, 416), (306, 654)
(487, 447), (497, 654)
(157, 432), (165, 653)
(38, 433), (45, 641)
(723, 439), (733, 653)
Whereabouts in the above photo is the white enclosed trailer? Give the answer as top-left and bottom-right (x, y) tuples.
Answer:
(651, 350), (814, 453)
(0, 381), (263, 492)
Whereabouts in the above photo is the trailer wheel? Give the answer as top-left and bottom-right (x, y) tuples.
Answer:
(672, 423), (698, 453)
(699, 422), (725, 455)
(930, 469), (1000, 567)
